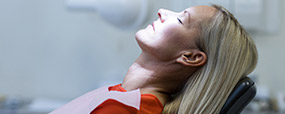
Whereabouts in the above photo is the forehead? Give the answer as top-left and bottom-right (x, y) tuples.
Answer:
(185, 6), (217, 23)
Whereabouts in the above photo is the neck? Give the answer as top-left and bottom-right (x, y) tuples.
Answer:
(122, 53), (196, 105)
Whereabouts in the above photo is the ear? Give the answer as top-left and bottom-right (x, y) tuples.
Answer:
(176, 50), (207, 67)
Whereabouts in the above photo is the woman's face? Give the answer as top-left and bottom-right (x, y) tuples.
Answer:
(135, 6), (216, 61)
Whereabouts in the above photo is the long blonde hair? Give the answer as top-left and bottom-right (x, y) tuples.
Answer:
(162, 5), (258, 114)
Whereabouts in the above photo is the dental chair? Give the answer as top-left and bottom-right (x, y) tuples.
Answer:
(220, 77), (256, 114)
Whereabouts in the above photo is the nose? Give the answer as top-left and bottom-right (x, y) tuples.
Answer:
(158, 9), (165, 23)
(158, 9), (176, 23)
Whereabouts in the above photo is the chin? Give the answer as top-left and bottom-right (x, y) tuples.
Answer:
(135, 30), (151, 51)
(135, 29), (146, 41)
(135, 31), (144, 45)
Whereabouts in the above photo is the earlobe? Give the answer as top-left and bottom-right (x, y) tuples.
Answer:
(177, 51), (207, 67)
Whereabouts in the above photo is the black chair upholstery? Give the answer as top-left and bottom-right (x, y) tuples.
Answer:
(220, 77), (256, 114)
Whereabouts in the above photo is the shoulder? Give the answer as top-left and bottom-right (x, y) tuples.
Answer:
(91, 94), (163, 114)
(91, 84), (163, 114)
(138, 94), (163, 114)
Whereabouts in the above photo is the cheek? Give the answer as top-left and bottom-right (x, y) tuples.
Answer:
(160, 23), (182, 38)
(152, 29), (186, 58)
(160, 27), (186, 47)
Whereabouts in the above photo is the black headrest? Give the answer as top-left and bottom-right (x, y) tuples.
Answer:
(219, 77), (256, 114)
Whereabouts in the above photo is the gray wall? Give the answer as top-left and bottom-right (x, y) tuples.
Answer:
(0, 0), (284, 101)
(253, 0), (285, 95)
(0, 0), (140, 100)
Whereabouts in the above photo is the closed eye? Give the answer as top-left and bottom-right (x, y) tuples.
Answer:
(177, 18), (183, 24)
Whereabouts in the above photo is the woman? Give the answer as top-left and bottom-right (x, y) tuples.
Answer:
(50, 5), (257, 114)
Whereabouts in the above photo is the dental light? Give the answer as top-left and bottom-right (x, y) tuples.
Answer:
(66, 0), (150, 29)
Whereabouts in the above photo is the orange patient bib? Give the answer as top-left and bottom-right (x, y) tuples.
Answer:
(50, 84), (163, 114)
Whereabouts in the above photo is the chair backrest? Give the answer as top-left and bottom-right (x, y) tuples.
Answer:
(219, 77), (256, 114)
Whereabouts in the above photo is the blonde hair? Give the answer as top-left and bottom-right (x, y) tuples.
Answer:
(162, 5), (258, 114)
